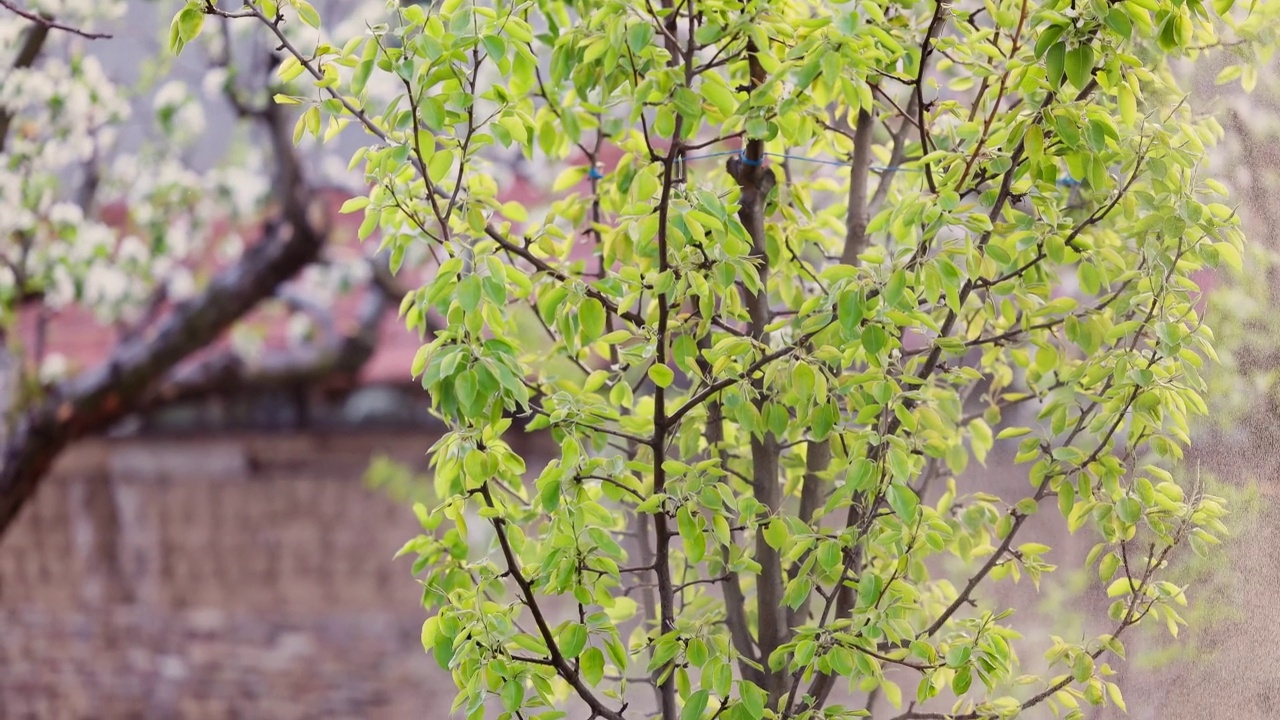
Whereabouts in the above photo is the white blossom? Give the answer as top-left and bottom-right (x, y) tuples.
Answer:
(38, 354), (69, 385)
(166, 267), (196, 302)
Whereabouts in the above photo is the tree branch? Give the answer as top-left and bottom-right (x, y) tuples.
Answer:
(0, 86), (326, 538)
(0, 0), (110, 39)
(145, 270), (391, 407)
(0, 20), (49, 154)
(726, 38), (789, 703)
(479, 483), (627, 720)
(840, 109), (875, 265)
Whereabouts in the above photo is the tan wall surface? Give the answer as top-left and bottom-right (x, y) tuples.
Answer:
(0, 433), (444, 720)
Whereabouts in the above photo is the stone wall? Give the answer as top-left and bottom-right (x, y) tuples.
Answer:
(0, 432), (447, 720)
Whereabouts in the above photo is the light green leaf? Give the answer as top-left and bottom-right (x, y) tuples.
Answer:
(648, 363), (675, 388)
(681, 690), (709, 720)
(1065, 43), (1094, 90)
(579, 298), (606, 343)
(558, 623), (588, 658)
(580, 647), (605, 685)
(887, 483), (920, 521)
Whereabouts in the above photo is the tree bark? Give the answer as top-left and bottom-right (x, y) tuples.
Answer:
(0, 203), (329, 538)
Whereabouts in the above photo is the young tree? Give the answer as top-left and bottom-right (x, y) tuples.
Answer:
(198, 0), (1244, 717)
(0, 1), (401, 535)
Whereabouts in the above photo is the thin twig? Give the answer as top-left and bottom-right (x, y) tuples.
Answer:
(0, 0), (111, 39)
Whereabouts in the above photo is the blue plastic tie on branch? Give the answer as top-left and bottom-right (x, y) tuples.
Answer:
(738, 149), (764, 167)
(588, 166), (604, 180)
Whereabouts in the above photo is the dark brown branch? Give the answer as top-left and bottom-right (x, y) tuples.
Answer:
(726, 38), (789, 704)
(0, 88), (326, 539)
(840, 109), (875, 265)
(145, 271), (391, 407)
(0, 200), (329, 537)
(0, 0), (110, 39)
(913, 2), (951, 194)
(868, 94), (919, 218)
(787, 437), (830, 628)
(479, 483), (627, 720)
(0, 21), (49, 153)
(695, 332), (763, 683)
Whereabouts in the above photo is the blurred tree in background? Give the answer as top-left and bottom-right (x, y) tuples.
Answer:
(0, 0), (411, 536)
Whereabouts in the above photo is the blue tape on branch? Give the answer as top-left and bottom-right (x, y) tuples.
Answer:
(588, 167), (604, 180)
(739, 150), (764, 167)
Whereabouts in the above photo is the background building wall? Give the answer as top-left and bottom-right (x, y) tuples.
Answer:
(0, 432), (443, 720)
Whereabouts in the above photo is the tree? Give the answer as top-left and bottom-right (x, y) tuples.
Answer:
(0, 1), (403, 536)
(191, 0), (1247, 718)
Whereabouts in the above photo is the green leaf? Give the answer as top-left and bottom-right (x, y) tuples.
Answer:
(838, 289), (864, 333)
(858, 572), (883, 608)
(1105, 8), (1133, 40)
(1034, 24), (1067, 59)
(862, 325), (888, 355)
(648, 363), (675, 388)
(887, 483), (920, 521)
(945, 644), (971, 668)
(428, 149), (454, 184)
(580, 647), (605, 685)
(685, 637), (709, 668)
(1158, 13), (1180, 51)
(1117, 496), (1143, 525)
(763, 518), (788, 551)
(883, 269), (907, 307)
(793, 362), (816, 400)
(553, 165), (589, 191)
(1106, 578), (1136, 597)
(579, 298), (606, 343)
(457, 274), (482, 312)
(701, 81), (739, 117)
(501, 201), (529, 223)
(455, 369), (478, 410)
(679, 507), (706, 563)
(558, 623), (588, 658)
(740, 682), (766, 719)
(421, 616), (439, 651)
(339, 196), (370, 214)
(1045, 41), (1066, 88)
(1073, 653), (1094, 683)
(295, 0), (321, 28)
(1215, 241), (1243, 271)
(682, 690), (710, 720)
(501, 679), (524, 711)
(170, 5), (205, 54)
(880, 678), (903, 709)
(1065, 43), (1095, 90)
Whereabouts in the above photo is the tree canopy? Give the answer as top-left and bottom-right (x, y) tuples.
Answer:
(1, 0), (1269, 718)
(180, 0), (1258, 717)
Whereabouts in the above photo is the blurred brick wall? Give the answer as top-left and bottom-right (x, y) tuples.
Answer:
(0, 433), (443, 720)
